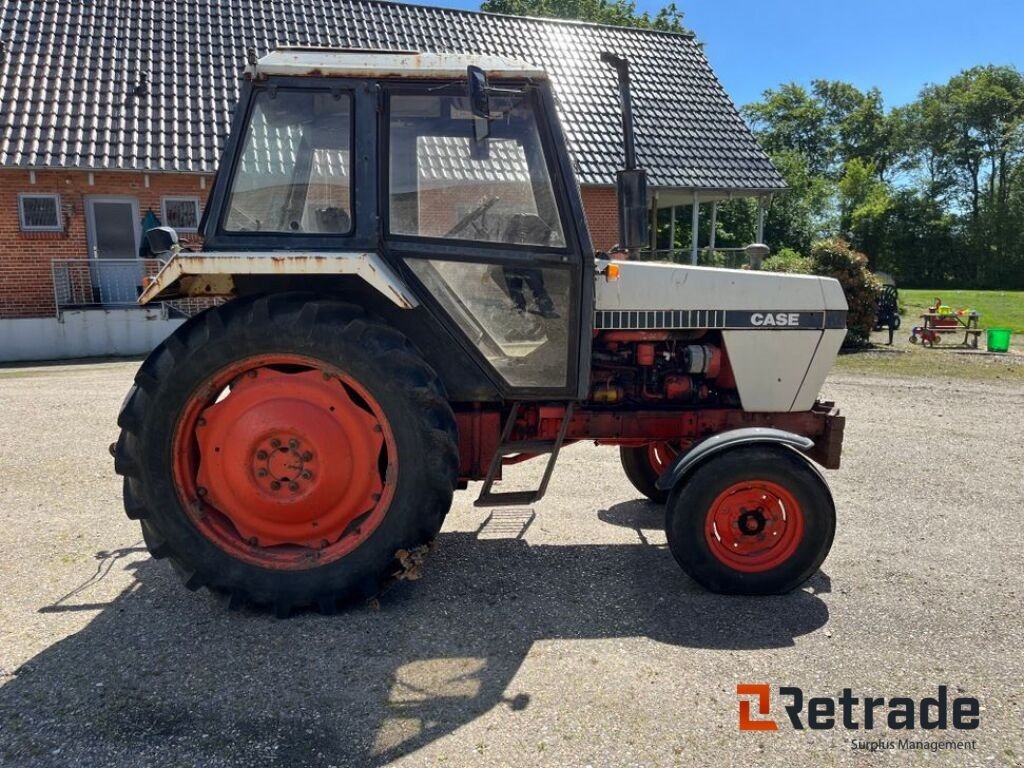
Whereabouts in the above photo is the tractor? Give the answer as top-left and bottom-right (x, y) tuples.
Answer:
(114, 49), (847, 615)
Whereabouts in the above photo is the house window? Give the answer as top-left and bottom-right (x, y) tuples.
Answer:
(18, 193), (63, 231)
(162, 197), (201, 232)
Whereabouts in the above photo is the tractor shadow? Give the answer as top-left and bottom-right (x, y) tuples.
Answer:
(0, 526), (830, 767)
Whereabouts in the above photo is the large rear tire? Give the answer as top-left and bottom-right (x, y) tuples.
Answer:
(665, 445), (835, 595)
(619, 443), (679, 504)
(114, 293), (458, 615)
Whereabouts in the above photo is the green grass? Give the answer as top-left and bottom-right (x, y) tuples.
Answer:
(900, 289), (1024, 333)
(835, 347), (1024, 382)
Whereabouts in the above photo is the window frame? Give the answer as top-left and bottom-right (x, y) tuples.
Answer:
(218, 85), (356, 239)
(18, 192), (63, 232)
(161, 196), (202, 233)
(382, 83), (572, 256)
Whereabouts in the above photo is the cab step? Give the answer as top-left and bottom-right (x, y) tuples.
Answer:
(474, 402), (574, 508)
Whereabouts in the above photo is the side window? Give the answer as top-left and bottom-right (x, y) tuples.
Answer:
(388, 93), (565, 247)
(225, 90), (352, 234)
(407, 259), (570, 388)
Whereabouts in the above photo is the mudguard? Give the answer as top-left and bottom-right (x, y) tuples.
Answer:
(654, 428), (815, 492)
(138, 251), (418, 309)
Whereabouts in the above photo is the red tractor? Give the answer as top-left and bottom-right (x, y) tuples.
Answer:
(115, 50), (847, 614)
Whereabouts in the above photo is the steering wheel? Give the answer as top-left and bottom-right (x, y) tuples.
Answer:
(445, 197), (500, 239)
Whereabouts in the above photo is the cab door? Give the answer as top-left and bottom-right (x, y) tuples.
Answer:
(382, 82), (588, 398)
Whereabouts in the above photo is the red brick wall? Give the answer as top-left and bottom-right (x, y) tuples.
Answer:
(0, 169), (208, 318)
(580, 185), (619, 253)
(0, 170), (619, 319)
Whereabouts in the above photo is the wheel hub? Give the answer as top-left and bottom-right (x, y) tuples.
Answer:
(252, 436), (316, 496)
(191, 366), (386, 549)
(737, 508), (767, 536)
(704, 481), (804, 573)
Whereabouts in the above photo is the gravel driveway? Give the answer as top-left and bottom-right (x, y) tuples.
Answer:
(0, 361), (1021, 767)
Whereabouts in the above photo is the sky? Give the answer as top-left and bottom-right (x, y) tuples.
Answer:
(436, 0), (1024, 109)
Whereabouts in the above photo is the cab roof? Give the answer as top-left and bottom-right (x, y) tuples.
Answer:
(249, 48), (548, 81)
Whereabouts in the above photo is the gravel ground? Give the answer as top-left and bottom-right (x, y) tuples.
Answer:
(0, 360), (1022, 767)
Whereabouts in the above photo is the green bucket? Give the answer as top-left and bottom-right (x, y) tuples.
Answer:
(987, 328), (1012, 353)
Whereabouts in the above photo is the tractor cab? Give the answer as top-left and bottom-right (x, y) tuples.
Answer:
(150, 49), (594, 398)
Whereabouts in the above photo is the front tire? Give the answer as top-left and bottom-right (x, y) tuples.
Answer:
(114, 293), (458, 614)
(665, 445), (835, 595)
(619, 443), (680, 503)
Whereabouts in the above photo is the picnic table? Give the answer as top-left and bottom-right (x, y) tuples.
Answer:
(917, 311), (983, 348)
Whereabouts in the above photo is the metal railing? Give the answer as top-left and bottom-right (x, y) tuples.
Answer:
(51, 259), (216, 320)
(642, 247), (751, 269)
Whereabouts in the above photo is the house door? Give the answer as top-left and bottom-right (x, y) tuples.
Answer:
(85, 197), (142, 305)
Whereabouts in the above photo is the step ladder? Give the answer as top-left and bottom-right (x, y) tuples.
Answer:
(474, 402), (575, 507)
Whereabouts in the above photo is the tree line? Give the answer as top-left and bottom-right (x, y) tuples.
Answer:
(719, 67), (1024, 289)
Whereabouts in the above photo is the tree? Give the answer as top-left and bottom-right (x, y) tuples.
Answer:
(838, 157), (891, 257)
(479, 0), (690, 33)
(743, 84), (834, 176)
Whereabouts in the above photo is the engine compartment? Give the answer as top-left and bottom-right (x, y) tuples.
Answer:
(590, 330), (739, 408)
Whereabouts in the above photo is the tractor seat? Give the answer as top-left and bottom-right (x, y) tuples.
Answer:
(502, 214), (553, 247)
(314, 206), (351, 233)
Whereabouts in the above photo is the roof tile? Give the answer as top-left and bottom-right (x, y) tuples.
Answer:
(0, 0), (783, 191)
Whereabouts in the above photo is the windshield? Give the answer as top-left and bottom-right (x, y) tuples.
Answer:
(388, 93), (566, 248)
(224, 90), (352, 234)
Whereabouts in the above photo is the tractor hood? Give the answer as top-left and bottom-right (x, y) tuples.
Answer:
(594, 260), (848, 412)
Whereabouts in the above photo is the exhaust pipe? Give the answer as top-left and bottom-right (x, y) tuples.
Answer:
(601, 52), (649, 257)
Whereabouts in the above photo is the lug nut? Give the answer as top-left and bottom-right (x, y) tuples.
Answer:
(288, 438), (299, 449)
(302, 451), (313, 462)
(289, 482), (299, 491)
(270, 481), (281, 491)
(256, 450), (268, 460)
(301, 470), (312, 480)
(270, 438), (280, 448)
(257, 468), (268, 478)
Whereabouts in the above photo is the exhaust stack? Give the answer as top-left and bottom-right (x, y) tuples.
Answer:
(601, 52), (649, 256)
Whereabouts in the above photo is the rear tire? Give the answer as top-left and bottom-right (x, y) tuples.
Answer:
(619, 443), (679, 504)
(114, 293), (458, 614)
(665, 445), (835, 595)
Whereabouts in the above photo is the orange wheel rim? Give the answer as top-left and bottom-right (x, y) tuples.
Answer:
(647, 442), (679, 473)
(172, 354), (397, 570)
(704, 480), (804, 573)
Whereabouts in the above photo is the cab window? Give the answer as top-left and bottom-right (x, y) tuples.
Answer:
(225, 90), (352, 234)
(388, 93), (565, 248)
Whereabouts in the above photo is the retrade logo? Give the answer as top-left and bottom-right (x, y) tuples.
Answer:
(736, 684), (980, 732)
(737, 684), (778, 731)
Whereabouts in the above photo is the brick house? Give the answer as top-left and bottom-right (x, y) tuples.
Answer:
(0, 0), (783, 362)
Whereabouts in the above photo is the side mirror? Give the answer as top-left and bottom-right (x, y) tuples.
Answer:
(616, 169), (649, 251)
(467, 65), (492, 147)
(146, 226), (179, 256)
